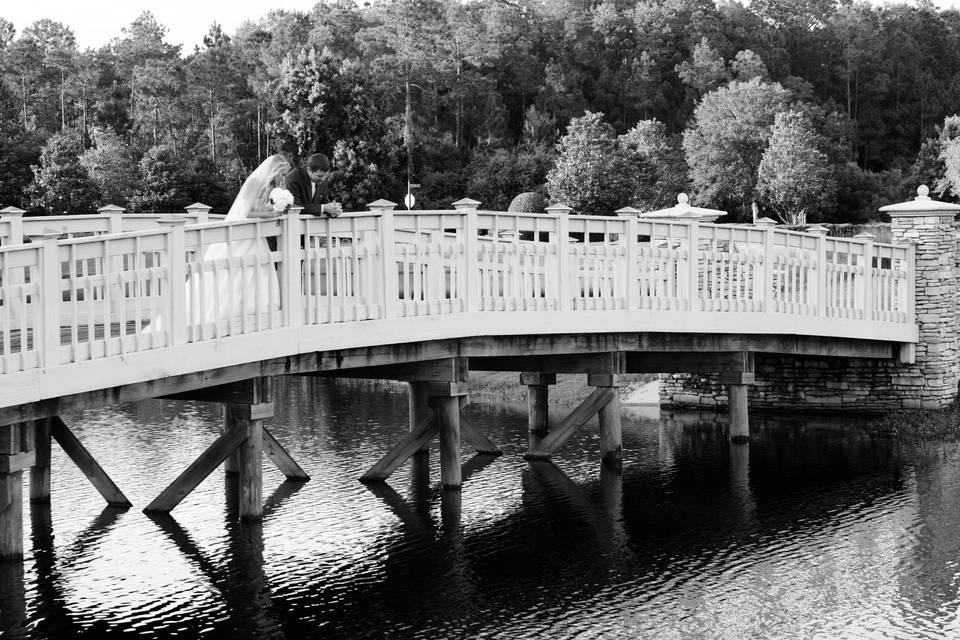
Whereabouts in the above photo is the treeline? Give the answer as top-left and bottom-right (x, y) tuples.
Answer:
(3, 0), (960, 222)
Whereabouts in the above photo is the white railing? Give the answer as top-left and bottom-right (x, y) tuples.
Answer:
(0, 206), (915, 376)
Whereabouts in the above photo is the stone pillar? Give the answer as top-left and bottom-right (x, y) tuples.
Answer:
(881, 185), (960, 408)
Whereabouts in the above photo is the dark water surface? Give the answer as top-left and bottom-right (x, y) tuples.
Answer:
(2, 377), (960, 639)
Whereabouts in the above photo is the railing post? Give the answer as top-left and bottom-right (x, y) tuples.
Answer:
(184, 202), (212, 225)
(547, 204), (572, 311)
(815, 233), (827, 316)
(1, 206), (25, 245)
(29, 231), (62, 369)
(453, 198), (481, 312)
(762, 227), (776, 313)
(157, 216), (188, 346)
(368, 199), (398, 319)
(98, 204), (125, 234)
(687, 219), (700, 311)
(616, 207), (641, 310)
(281, 205), (304, 327)
(856, 232), (875, 321)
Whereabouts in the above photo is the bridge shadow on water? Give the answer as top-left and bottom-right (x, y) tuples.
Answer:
(3, 384), (957, 639)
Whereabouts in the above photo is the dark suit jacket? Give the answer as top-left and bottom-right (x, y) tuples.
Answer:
(283, 167), (329, 215)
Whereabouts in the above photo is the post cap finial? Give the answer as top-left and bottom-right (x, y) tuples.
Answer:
(917, 185), (930, 200)
(677, 193), (690, 206)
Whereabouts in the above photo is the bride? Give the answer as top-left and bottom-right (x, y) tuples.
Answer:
(147, 154), (292, 338)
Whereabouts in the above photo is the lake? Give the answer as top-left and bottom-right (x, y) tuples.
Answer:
(1, 376), (959, 639)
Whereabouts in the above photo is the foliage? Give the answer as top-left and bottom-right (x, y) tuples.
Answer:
(618, 119), (689, 210)
(78, 128), (138, 207)
(128, 145), (193, 212)
(683, 78), (790, 220)
(507, 191), (546, 213)
(0, 122), (44, 209)
(5, 1), (960, 219)
(26, 130), (99, 214)
(757, 111), (837, 224)
(546, 111), (638, 215)
(466, 145), (554, 210)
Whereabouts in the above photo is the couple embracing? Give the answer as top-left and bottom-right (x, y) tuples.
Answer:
(146, 152), (343, 335)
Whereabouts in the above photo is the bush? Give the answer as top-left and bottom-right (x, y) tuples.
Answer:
(507, 191), (546, 212)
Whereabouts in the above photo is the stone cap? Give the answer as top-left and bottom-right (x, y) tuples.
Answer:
(367, 199), (397, 212)
(879, 185), (960, 217)
(640, 193), (725, 222)
(452, 197), (481, 210)
(97, 204), (126, 214)
(0, 206), (25, 217)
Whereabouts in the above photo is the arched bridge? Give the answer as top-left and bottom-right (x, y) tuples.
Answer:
(0, 199), (918, 559)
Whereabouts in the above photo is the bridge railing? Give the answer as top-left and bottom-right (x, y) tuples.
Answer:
(0, 206), (914, 375)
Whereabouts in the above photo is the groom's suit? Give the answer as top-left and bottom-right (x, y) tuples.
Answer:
(284, 167), (330, 216)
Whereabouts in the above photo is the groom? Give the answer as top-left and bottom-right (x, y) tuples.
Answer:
(284, 153), (342, 217)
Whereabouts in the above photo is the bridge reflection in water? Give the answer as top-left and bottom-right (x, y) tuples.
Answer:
(2, 379), (958, 639)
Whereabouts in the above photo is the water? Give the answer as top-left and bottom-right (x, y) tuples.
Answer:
(2, 377), (960, 639)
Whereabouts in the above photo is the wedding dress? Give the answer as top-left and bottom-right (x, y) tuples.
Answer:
(146, 155), (291, 340)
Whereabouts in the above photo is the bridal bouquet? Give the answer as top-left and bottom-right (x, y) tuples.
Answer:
(269, 188), (295, 213)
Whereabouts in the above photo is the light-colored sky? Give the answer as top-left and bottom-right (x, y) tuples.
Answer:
(4, 1), (960, 53)
(1, 1), (323, 52)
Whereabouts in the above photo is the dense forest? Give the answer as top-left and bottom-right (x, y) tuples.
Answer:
(3, 0), (960, 223)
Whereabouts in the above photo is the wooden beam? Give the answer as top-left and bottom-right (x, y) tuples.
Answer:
(626, 351), (755, 373)
(460, 417), (502, 456)
(158, 380), (257, 404)
(525, 387), (614, 459)
(360, 415), (438, 482)
(309, 358), (469, 382)
(469, 352), (623, 374)
(51, 417), (131, 507)
(598, 395), (623, 472)
(143, 427), (247, 513)
(263, 427), (309, 481)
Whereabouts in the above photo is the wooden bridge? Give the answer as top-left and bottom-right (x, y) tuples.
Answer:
(0, 198), (918, 559)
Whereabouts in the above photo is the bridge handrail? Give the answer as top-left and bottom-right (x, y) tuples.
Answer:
(0, 206), (915, 378)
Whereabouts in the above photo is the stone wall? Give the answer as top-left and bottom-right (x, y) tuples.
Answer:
(660, 354), (918, 413)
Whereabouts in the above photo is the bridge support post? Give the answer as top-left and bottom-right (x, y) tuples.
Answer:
(431, 382), (468, 489)
(722, 372), (754, 443)
(236, 378), (269, 521)
(0, 423), (34, 560)
(408, 382), (432, 455)
(521, 372), (556, 451)
(223, 406), (242, 474)
(589, 374), (623, 472)
(29, 418), (52, 503)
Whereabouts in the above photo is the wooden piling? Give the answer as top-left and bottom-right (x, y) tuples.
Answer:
(30, 418), (51, 503)
(721, 366), (754, 444)
(237, 416), (263, 521)
(408, 381), (432, 454)
(434, 394), (462, 489)
(0, 471), (23, 560)
(521, 372), (555, 451)
(590, 373), (623, 472)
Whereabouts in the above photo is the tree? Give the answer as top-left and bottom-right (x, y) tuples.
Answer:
(79, 128), (138, 207)
(546, 111), (638, 215)
(26, 129), (99, 214)
(683, 78), (791, 220)
(757, 111), (836, 224)
(128, 145), (193, 212)
(676, 37), (728, 97)
(619, 119), (689, 210)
